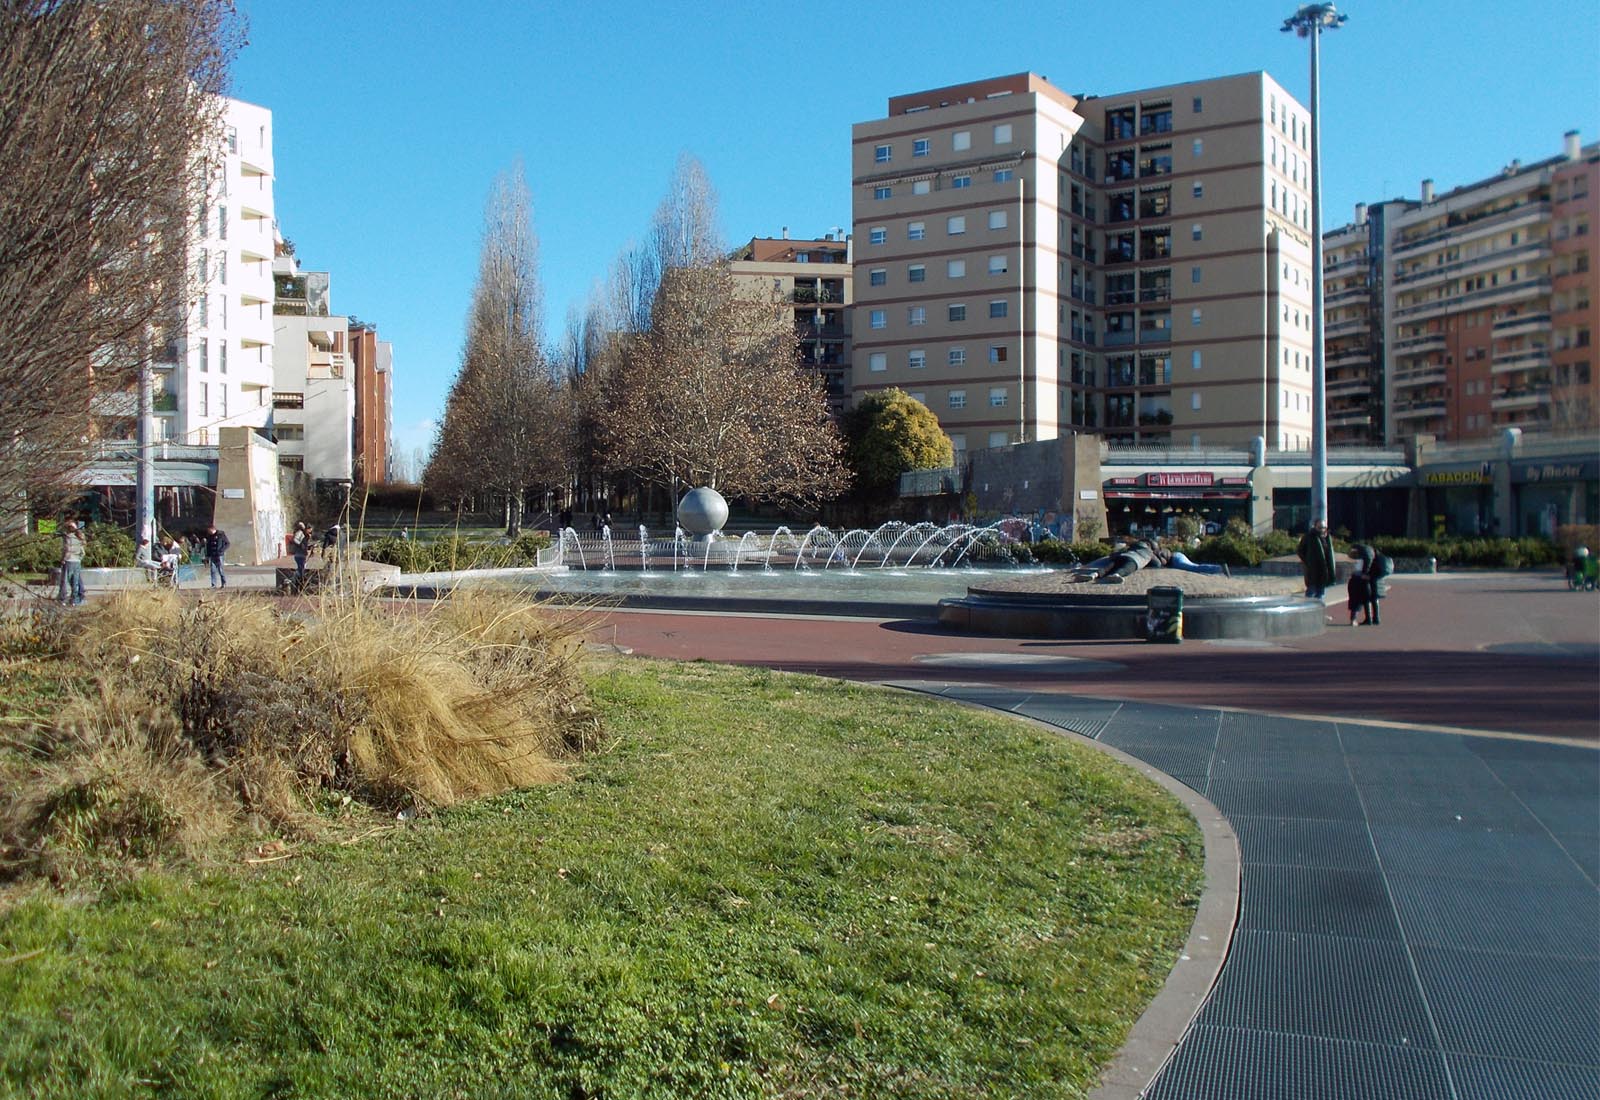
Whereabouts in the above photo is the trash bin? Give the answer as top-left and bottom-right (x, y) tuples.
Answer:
(1146, 585), (1183, 643)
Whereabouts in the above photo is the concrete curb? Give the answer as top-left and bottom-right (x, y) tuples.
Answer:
(892, 684), (1240, 1100)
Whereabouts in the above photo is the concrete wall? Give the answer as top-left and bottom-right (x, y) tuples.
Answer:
(212, 427), (285, 564)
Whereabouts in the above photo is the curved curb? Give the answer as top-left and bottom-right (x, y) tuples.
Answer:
(890, 686), (1240, 1100)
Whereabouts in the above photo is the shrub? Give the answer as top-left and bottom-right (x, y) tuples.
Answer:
(1188, 534), (1267, 568)
(1260, 529), (1298, 557)
(1, 532), (59, 573)
(82, 523), (135, 568)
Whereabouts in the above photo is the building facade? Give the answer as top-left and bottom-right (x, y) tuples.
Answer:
(851, 71), (1319, 454)
(271, 254), (355, 487)
(154, 97), (278, 445)
(350, 323), (394, 485)
(1323, 133), (1598, 445)
(730, 233), (853, 418)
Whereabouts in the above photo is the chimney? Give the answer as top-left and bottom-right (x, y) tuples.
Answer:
(781, 226), (789, 240)
(1565, 129), (1581, 160)
(1354, 202), (1368, 226)
(1421, 179), (1435, 203)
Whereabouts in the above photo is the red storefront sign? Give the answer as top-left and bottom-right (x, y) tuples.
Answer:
(1146, 472), (1215, 488)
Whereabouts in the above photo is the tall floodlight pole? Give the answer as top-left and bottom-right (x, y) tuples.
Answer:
(135, 358), (155, 545)
(1283, 3), (1346, 526)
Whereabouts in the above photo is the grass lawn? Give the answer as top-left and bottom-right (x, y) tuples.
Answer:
(0, 658), (1202, 1099)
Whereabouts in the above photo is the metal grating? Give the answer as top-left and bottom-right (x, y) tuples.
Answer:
(1238, 864), (1403, 941)
(1143, 1025), (1454, 1100)
(1447, 1053), (1600, 1100)
(1355, 781), (1545, 831)
(1412, 945), (1600, 1066)
(1370, 821), (1588, 885)
(1197, 929), (1438, 1047)
(1389, 873), (1600, 957)
(1231, 816), (1381, 872)
(1204, 777), (1367, 822)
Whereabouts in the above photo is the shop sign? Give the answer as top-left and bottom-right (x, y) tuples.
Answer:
(1514, 460), (1594, 483)
(1423, 465), (1491, 486)
(1147, 471), (1214, 488)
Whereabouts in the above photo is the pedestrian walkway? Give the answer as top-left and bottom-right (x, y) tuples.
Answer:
(896, 684), (1599, 1100)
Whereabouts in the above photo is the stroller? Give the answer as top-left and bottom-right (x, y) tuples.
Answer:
(1567, 547), (1598, 591)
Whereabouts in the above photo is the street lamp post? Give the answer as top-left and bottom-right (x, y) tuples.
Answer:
(1283, 3), (1346, 527)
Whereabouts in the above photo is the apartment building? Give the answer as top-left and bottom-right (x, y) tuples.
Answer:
(730, 233), (854, 418)
(271, 254), (355, 486)
(350, 322), (395, 485)
(1323, 133), (1599, 445)
(851, 71), (1318, 454)
(150, 97), (278, 444)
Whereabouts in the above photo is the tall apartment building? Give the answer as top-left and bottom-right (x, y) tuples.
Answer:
(350, 322), (395, 485)
(271, 253), (355, 486)
(1328, 134), (1598, 444)
(730, 233), (853, 417)
(851, 72), (1319, 453)
(152, 97), (278, 444)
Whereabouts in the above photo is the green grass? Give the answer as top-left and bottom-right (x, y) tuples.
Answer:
(0, 658), (1202, 1099)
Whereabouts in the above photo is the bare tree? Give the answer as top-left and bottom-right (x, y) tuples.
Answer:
(0, 0), (239, 525)
(649, 152), (723, 271)
(602, 264), (846, 507)
(425, 165), (566, 534)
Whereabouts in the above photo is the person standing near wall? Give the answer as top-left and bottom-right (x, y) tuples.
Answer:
(58, 521), (87, 605)
(1297, 519), (1336, 599)
(202, 523), (230, 589)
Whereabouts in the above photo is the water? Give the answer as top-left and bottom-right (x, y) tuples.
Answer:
(526, 563), (1046, 608)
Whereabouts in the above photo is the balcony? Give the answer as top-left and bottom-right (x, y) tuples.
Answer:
(1326, 347), (1373, 367)
(1393, 367), (1446, 390)
(1392, 200), (1550, 256)
(307, 351), (349, 379)
(1491, 385), (1551, 411)
(1394, 239), (1551, 287)
(1491, 347), (1552, 374)
(152, 392), (178, 413)
(1328, 409), (1372, 428)
(1490, 311), (1551, 338)
(1393, 277), (1551, 322)
(1393, 333), (1446, 355)
(1103, 330), (1136, 347)
(1393, 401), (1447, 421)
(1325, 317), (1366, 336)
(1327, 377), (1371, 397)
(1325, 284), (1369, 305)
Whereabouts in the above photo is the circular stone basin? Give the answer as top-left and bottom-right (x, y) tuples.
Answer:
(939, 569), (1326, 640)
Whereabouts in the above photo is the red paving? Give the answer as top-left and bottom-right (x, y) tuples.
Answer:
(592, 572), (1600, 742)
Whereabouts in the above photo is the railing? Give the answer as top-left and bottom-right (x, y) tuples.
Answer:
(1394, 278), (1550, 320)
(1394, 240), (1549, 286)
(1392, 200), (1550, 255)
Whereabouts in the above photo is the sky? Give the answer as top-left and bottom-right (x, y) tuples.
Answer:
(231, 0), (1599, 477)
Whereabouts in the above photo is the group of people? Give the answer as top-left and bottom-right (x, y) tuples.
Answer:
(1297, 518), (1392, 626)
(132, 525), (231, 592)
(1071, 537), (1232, 584)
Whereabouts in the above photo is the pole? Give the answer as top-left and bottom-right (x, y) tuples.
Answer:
(1017, 170), (1026, 443)
(135, 359), (154, 544)
(1308, 17), (1328, 526)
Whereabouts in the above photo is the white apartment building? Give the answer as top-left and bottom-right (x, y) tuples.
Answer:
(153, 96), (277, 444)
(271, 253), (355, 485)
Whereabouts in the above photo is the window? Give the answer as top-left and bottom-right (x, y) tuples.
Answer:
(909, 392), (926, 405)
(198, 294), (208, 328)
(952, 174), (972, 189)
(909, 350), (927, 370)
(869, 352), (887, 372)
(908, 306), (926, 326)
(947, 215), (966, 235)
(1193, 181), (1204, 199)
(219, 386), (228, 417)
(874, 144), (892, 163)
(953, 130), (971, 151)
(993, 123), (1012, 144)
(949, 390), (967, 409)
(988, 209), (1007, 230)
(1192, 266), (1202, 284)
(988, 431), (1010, 448)
(199, 382), (209, 417)
(913, 138), (931, 157)
(1192, 392), (1202, 410)
(947, 259), (966, 278)
(989, 300), (1008, 318)
(948, 303), (967, 322)
(198, 340), (208, 372)
(988, 345), (1008, 363)
(219, 342), (227, 374)
(948, 347), (967, 366)
(873, 185), (892, 200)
(1191, 308), (1203, 325)
(1193, 96), (1203, 113)
(870, 226), (887, 245)
(1192, 138), (1203, 157)
(908, 221), (925, 240)
(988, 255), (1008, 275)
(869, 309), (886, 329)
(908, 264), (926, 283)
(912, 179), (931, 195)
(989, 387), (1007, 407)
(1192, 223), (1203, 241)
(218, 257), (226, 285)
(225, 126), (237, 152)
(1192, 350), (1202, 369)
(993, 168), (1013, 183)
(218, 206), (227, 240)
(196, 250), (207, 282)
(869, 268), (887, 286)
(949, 433), (967, 451)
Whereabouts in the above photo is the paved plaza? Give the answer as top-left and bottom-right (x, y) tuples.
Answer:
(599, 571), (1599, 1099)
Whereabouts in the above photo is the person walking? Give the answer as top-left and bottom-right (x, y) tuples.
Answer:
(1297, 518), (1336, 599)
(290, 521), (311, 585)
(1346, 543), (1392, 625)
(58, 521), (87, 605)
(202, 523), (230, 589)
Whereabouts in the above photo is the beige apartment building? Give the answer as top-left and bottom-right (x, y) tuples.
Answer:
(851, 71), (1320, 454)
(730, 233), (853, 417)
(1319, 134), (1598, 445)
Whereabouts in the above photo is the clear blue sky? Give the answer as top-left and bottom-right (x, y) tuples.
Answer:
(231, 0), (1598, 476)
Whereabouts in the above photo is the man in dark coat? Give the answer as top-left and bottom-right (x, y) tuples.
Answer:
(1297, 519), (1336, 598)
(202, 524), (230, 589)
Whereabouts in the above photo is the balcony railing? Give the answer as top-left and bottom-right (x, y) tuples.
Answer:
(1491, 311), (1551, 334)
(1392, 200), (1550, 256)
(1394, 240), (1550, 286)
(1394, 278), (1551, 321)
(1491, 348), (1552, 373)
